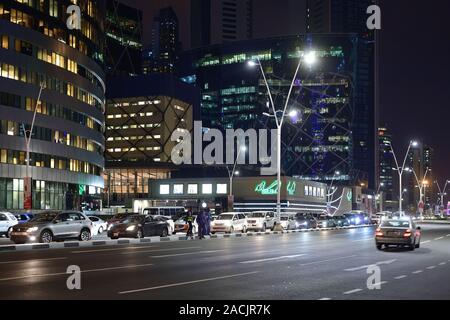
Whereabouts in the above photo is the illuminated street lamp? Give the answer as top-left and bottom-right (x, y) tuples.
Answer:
(388, 140), (418, 214)
(407, 167), (430, 219)
(249, 51), (317, 222)
(227, 146), (247, 209)
(435, 180), (450, 212)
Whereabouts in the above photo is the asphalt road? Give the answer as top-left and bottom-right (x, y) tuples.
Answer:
(0, 223), (449, 300)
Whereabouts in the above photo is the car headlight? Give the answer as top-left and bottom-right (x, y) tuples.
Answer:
(27, 227), (38, 233)
(126, 225), (136, 231)
(355, 217), (361, 224)
(295, 222), (300, 227)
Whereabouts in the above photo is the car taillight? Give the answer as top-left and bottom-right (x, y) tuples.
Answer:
(375, 228), (383, 237)
(403, 229), (412, 237)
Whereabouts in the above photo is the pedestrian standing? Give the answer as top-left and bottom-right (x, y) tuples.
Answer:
(205, 208), (211, 236)
(186, 209), (194, 239)
(196, 210), (205, 239)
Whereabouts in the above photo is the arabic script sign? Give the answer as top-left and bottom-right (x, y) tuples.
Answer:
(254, 180), (296, 196)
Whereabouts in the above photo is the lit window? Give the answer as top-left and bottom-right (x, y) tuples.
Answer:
(202, 184), (212, 194)
(160, 184), (170, 195)
(173, 184), (184, 195)
(216, 184), (227, 194)
(188, 184), (198, 194)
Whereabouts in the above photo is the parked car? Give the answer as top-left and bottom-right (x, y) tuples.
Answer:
(88, 216), (107, 235)
(10, 211), (92, 244)
(316, 215), (337, 228)
(246, 211), (276, 231)
(173, 216), (198, 234)
(154, 215), (175, 235)
(211, 213), (247, 234)
(372, 211), (391, 225)
(14, 213), (35, 224)
(107, 214), (169, 239)
(344, 212), (368, 225)
(375, 217), (421, 250)
(333, 215), (350, 227)
(279, 214), (297, 230)
(106, 212), (135, 231)
(294, 214), (318, 229)
(0, 212), (18, 238)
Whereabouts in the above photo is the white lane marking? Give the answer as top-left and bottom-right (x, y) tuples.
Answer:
(318, 298), (332, 300)
(446, 234), (450, 237)
(121, 246), (201, 255)
(421, 240), (431, 244)
(299, 255), (357, 266)
(0, 263), (154, 282)
(434, 237), (444, 240)
(239, 254), (306, 264)
(118, 271), (260, 294)
(343, 288), (363, 295)
(426, 266), (436, 270)
(344, 259), (397, 272)
(71, 246), (158, 254)
(151, 250), (224, 258)
(0, 257), (67, 265)
(351, 238), (373, 242)
(372, 281), (388, 287)
(438, 262), (447, 266)
(412, 270), (423, 274)
(394, 275), (407, 279)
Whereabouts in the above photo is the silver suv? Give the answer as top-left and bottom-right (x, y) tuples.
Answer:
(10, 211), (93, 244)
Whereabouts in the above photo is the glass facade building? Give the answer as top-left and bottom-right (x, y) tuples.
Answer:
(0, 0), (105, 210)
(178, 34), (373, 186)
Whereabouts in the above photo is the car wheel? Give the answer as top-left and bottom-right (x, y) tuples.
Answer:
(409, 239), (416, 251)
(6, 227), (12, 238)
(211, 232), (215, 235)
(161, 227), (168, 237)
(79, 229), (91, 241)
(242, 226), (247, 233)
(229, 226), (234, 234)
(262, 223), (266, 232)
(110, 236), (118, 240)
(98, 226), (103, 234)
(136, 229), (143, 239)
(376, 244), (383, 250)
(40, 230), (53, 243)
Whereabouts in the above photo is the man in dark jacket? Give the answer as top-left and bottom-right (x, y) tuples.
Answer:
(196, 210), (205, 239)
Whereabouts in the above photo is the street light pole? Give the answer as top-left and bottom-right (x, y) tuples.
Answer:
(22, 83), (45, 211)
(227, 146), (246, 210)
(408, 167), (429, 218)
(435, 180), (450, 210)
(388, 140), (417, 214)
(249, 51), (316, 223)
(376, 182), (385, 212)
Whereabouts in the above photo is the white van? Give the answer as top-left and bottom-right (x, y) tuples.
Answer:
(0, 212), (19, 238)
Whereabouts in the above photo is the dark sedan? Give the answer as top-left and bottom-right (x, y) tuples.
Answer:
(107, 215), (169, 239)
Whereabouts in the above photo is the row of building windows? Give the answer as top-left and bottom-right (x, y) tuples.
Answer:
(0, 120), (102, 155)
(294, 145), (350, 153)
(107, 146), (161, 153)
(4, 35), (104, 92)
(0, 61), (103, 110)
(106, 135), (161, 142)
(159, 183), (228, 196)
(110, 100), (162, 108)
(0, 90), (102, 132)
(106, 112), (154, 119)
(0, 148), (101, 175)
(106, 123), (161, 130)
(0, 3), (104, 66)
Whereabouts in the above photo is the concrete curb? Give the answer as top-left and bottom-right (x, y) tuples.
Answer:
(0, 225), (374, 253)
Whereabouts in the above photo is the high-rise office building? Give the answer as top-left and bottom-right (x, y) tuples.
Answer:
(378, 127), (394, 209)
(105, 0), (143, 75)
(142, 7), (180, 74)
(0, 0), (106, 211)
(306, 0), (378, 190)
(179, 34), (365, 185)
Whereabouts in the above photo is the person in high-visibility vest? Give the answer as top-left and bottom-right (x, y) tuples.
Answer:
(185, 210), (194, 239)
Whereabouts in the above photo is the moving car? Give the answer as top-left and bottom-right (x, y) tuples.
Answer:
(173, 216), (198, 234)
(107, 214), (169, 239)
(10, 211), (92, 244)
(88, 216), (107, 235)
(375, 217), (421, 250)
(211, 213), (247, 234)
(294, 214), (318, 229)
(246, 211), (276, 231)
(333, 215), (350, 227)
(14, 213), (35, 224)
(0, 212), (18, 238)
(344, 212), (368, 225)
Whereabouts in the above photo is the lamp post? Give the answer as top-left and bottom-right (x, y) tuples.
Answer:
(227, 146), (246, 210)
(325, 171), (340, 215)
(248, 51), (317, 222)
(376, 182), (385, 212)
(388, 140), (418, 215)
(435, 180), (450, 215)
(407, 167), (429, 219)
(21, 83), (45, 211)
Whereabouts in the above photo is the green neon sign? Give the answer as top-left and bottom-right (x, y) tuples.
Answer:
(346, 190), (352, 202)
(254, 180), (296, 196)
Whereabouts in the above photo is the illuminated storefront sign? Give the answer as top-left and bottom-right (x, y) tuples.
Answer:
(254, 180), (297, 196)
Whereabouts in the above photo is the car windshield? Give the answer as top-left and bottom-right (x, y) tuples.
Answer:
(30, 212), (58, 222)
(113, 213), (130, 220)
(120, 215), (143, 224)
(217, 214), (234, 220)
(249, 212), (266, 218)
(381, 220), (410, 228)
(280, 216), (289, 221)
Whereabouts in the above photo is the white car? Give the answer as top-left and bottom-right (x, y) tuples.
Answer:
(0, 212), (19, 238)
(246, 211), (276, 231)
(279, 214), (297, 230)
(154, 215), (175, 234)
(211, 213), (247, 234)
(88, 216), (107, 236)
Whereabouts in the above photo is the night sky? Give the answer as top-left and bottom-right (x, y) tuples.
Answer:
(379, 0), (450, 188)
